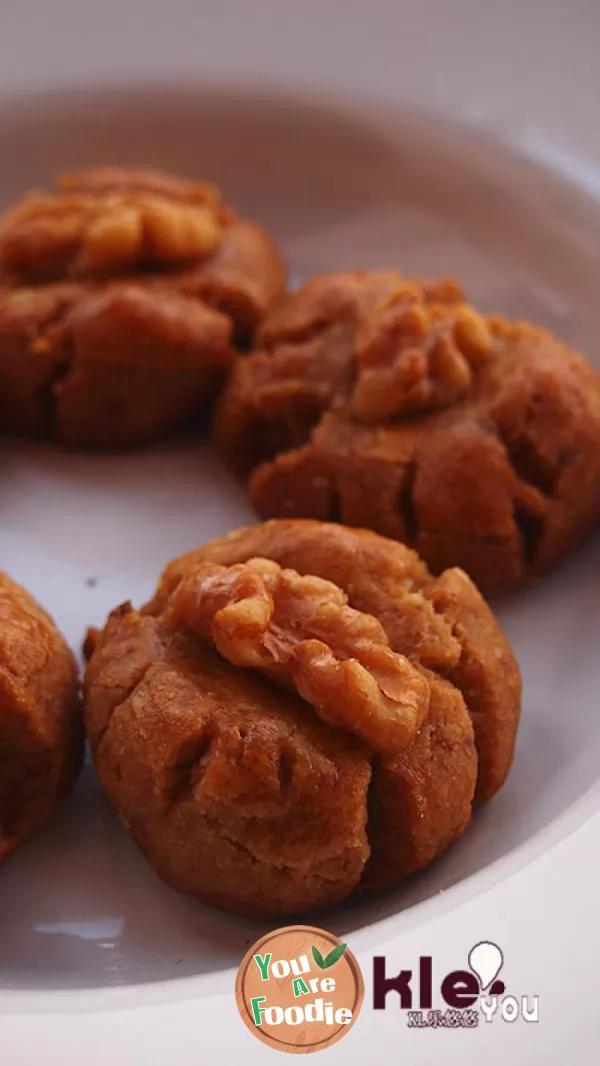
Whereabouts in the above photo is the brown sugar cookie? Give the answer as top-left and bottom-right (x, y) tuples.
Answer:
(85, 520), (520, 917)
(215, 271), (600, 594)
(0, 573), (82, 864)
(0, 167), (285, 449)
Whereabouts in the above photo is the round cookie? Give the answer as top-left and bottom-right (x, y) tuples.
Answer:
(85, 520), (521, 917)
(0, 573), (82, 863)
(0, 167), (285, 449)
(215, 271), (600, 594)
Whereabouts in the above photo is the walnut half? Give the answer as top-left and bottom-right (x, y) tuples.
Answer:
(170, 556), (431, 753)
(351, 287), (493, 422)
(0, 168), (226, 285)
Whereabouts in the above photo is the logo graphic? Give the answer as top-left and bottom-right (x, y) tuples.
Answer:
(236, 925), (364, 1053)
(374, 940), (539, 1028)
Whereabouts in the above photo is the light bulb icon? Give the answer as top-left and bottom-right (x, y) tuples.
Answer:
(468, 941), (504, 992)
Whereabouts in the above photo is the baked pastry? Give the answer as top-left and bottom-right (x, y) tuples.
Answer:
(84, 519), (521, 917)
(0, 167), (285, 449)
(215, 271), (600, 594)
(0, 573), (82, 863)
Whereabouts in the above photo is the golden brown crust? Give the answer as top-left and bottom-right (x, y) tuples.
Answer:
(0, 167), (286, 449)
(0, 283), (232, 447)
(0, 573), (83, 863)
(175, 221), (289, 341)
(363, 676), (476, 890)
(215, 271), (600, 593)
(86, 520), (520, 916)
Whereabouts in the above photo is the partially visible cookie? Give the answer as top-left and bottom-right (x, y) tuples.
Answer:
(85, 520), (520, 917)
(0, 167), (286, 449)
(215, 271), (600, 593)
(0, 573), (82, 863)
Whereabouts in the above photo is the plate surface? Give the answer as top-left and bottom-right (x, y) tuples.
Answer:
(1, 77), (600, 998)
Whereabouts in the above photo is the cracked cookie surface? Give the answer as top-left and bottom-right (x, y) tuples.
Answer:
(215, 271), (600, 593)
(0, 167), (285, 449)
(169, 557), (431, 753)
(0, 572), (83, 863)
(85, 520), (520, 916)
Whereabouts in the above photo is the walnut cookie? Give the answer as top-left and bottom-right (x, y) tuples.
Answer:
(215, 271), (600, 594)
(0, 167), (285, 449)
(0, 573), (82, 863)
(84, 520), (521, 917)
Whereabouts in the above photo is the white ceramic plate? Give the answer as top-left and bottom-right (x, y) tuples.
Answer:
(1, 1), (600, 1054)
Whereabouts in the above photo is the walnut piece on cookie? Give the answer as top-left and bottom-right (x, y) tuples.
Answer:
(85, 520), (521, 916)
(169, 556), (431, 753)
